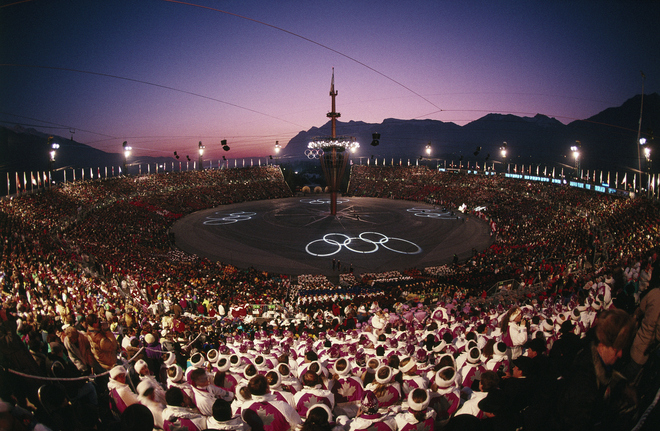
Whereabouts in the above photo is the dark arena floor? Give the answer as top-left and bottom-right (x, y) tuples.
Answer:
(171, 195), (494, 275)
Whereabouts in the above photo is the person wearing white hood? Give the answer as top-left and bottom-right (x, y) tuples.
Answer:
(134, 358), (167, 406)
(206, 398), (249, 430)
(166, 364), (194, 399)
(162, 386), (207, 431)
(108, 365), (139, 413)
(190, 367), (234, 417)
(137, 379), (165, 429)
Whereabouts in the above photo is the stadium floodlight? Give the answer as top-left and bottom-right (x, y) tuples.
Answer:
(198, 141), (205, 171)
(571, 141), (581, 176)
(644, 146), (651, 161)
(50, 142), (59, 162)
(275, 141), (281, 154)
(640, 137), (647, 145)
(426, 143), (432, 156)
(500, 142), (507, 159)
(122, 141), (132, 175)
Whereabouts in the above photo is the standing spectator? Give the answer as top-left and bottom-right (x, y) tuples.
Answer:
(63, 326), (95, 374)
(85, 314), (118, 371)
(556, 309), (635, 431)
(500, 307), (527, 360)
(627, 281), (660, 382)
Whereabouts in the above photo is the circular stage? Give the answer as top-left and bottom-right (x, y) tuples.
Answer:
(171, 196), (493, 276)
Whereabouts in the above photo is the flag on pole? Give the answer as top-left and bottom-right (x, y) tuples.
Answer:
(6, 172), (10, 195)
(31, 172), (37, 186)
(623, 173), (627, 185)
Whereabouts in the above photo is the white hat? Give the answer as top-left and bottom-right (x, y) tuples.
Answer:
(333, 358), (351, 377)
(136, 380), (153, 397)
(216, 356), (231, 373)
(374, 365), (393, 385)
(267, 370), (282, 389)
(435, 366), (457, 388)
(144, 334), (156, 344)
(407, 388), (430, 411)
(467, 346), (481, 364)
(399, 357), (416, 374)
(164, 352), (176, 367)
(168, 365), (183, 383)
(110, 365), (127, 380)
(306, 403), (333, 420)
(206, 349), (219, 365)
(134, 359), (148, 375)
(190, 352), (205, 368)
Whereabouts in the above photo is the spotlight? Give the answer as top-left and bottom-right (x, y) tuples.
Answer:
(473, 146), (481, 156)
(186, 155), (191, 161)
(222, 155), (227, 161)
(222, 139), (230, 151)
(174, 151), (179, 159)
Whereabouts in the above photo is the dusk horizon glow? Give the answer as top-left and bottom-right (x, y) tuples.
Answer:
(1, 0), (659, 160)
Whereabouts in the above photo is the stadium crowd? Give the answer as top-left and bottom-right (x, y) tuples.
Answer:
(0, 165), (659, 431)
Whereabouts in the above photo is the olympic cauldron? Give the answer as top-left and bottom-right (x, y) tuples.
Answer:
(308, 136), (359, 215)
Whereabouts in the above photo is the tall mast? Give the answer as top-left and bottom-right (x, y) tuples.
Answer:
(328, 67), (340, 139)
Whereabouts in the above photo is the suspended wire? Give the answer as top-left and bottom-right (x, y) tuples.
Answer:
(0, 0), (33, 9)
(162, 0), (443, 113)
(0, 64), (306, 129)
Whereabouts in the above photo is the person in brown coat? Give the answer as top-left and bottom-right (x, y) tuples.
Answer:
(85, 314), (119, 371)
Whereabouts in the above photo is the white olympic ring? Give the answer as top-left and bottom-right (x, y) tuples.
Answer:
(407, 207), (455, 219)
(300, 198), (349, 205)
(305, 231), (422, 257)
(304, 149), (324, 159)
(203, 211), (257, 225)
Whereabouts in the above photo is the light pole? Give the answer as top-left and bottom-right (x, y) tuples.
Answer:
(642, 138), (652, 196)
(198, 141), (205, 171)
(500, 142), (507, 173)
(122, 141), (132, 175)
(49, 139), (59, 186)
(571, 142), (581, 179)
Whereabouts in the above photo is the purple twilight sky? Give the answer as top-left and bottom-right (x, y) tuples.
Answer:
(1, 0), (659, 160)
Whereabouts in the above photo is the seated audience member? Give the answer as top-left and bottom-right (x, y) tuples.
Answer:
(394, 388), (436, 431)
(363, 365), (401, 411)
(162, 387), (207, 431)
(137, 380), (165, 429)
(294, 370), (335, 418)
(301, 404), (344, 431)
(108, 365), (139, 413)
(189, 367), (234, 417)
(454, 370), (500, 418)
(206, 398), (249, 430)
(345, 390), (396, 431)
(242, 374), (302, 431)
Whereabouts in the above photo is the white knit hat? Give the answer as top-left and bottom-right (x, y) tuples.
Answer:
(216, 356), (231, 373)
(167, 365), (183, 383)
(374, 365), (393, 385)
(333, 358), (351, 377)
(435, 366), (457, 388)
(164, 352), (176, 367)
(399, 357), (416, 374)
(407, 388), (430, 411)
(134, 359), (148, 375)
(306, 403), (333, 420)
(110, 365), (127, 380)
(136, 380), (153, 397)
